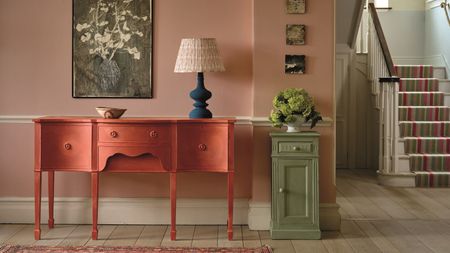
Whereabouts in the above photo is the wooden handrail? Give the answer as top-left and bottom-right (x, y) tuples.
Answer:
(368, 3), (396, 77)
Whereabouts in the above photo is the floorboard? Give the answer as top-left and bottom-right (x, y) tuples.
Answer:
(3, 169), (450, 252)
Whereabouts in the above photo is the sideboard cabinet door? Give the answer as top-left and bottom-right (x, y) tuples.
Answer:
(41, 124), (92, 171)
(270, 132), (321, 239)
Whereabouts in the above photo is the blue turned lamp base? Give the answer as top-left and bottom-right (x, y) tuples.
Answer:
(189, 72), (213, 118)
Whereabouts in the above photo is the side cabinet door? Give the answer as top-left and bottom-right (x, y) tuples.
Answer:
(274, 158), (318, 229)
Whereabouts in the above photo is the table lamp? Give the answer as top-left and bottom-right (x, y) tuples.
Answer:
(174, 38), (225, 118)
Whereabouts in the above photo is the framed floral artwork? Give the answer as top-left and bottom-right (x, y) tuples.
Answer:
(286, 24), (305, 45)
(72, 0), (153, 98)
(287, 0), (306, 14)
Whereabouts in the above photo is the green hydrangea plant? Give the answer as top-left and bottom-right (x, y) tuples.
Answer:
(269, 88), (322, 128)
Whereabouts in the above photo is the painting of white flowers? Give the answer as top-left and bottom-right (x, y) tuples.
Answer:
(73, 0), (152, 98)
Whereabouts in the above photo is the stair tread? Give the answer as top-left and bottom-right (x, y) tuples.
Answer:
(399, 121), (450, 123)
(399, 106), (448, 108)
(409, 154), (450, 157)
(395, 65), (433, 67)
(399, 91), (444, 93)
(414, 171), (450, 174)
(403, 137), (450, 139)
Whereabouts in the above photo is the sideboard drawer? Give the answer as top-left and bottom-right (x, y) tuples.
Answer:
(278, 141), (316, 155)
(98, 125), (170, 144)
(177, 124), (229, 172)
(41, 124), (92, 170)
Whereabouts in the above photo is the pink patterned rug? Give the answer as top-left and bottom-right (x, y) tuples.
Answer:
(0, 245), (272, 253)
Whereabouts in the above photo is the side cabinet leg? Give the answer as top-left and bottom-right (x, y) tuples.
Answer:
(91, 172), (99, 240)
(34, 171), (42, 240)
(170, 172), (177, 241)
(227, 172), (234, 240)
(48, 171), (54, 228)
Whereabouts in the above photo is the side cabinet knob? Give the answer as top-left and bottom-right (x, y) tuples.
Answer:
(198, 144), (207, 151)
(149, 130), (158, 138)
(293, 146), (299, 151)
(64, 143), (72, 150)
(110, 131), (118, 138)
(279, 188), (285, 193)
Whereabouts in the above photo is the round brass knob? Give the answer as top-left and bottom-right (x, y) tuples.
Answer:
(64, 143), (72, 150)
(198, 144), (207, 151)
(149, 130), (158, 138)
(279, 188), (285, 193)
(110, 131), (118, 138)
(293, 146), (299, 151)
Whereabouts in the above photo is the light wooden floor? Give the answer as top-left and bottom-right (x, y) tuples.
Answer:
(3, 169), (450, 252)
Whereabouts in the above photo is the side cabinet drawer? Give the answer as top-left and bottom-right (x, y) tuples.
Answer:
(98, 125), (170, 145)
(41, 124), (92, 170)
(278, 141), (314, 154)
(272, 137), (318, 157)
(177, 124), (229, 172)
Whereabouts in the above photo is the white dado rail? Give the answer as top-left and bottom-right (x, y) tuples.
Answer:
(0, 115), (333, 127)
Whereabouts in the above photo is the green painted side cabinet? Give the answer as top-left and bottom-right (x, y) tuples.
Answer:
(270, 132), (321, 239)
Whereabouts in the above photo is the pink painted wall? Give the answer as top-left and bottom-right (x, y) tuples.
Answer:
(0, 0), (253, 198)
(0, 0), (336, 206)
(0, 0), (253, 117)
(252, 0), (336, 203)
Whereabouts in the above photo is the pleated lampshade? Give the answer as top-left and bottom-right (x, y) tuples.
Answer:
(174, 38), (225, 73)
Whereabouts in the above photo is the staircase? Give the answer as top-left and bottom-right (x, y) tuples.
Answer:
(396, 65), (450, 187)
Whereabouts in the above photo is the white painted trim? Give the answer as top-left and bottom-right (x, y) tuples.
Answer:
(0, 115), (334, 127)
(0, 197), (249, 225)
(426, 0), (442, 10)
(247, 201), (341, 231)
(377, 171), (416, 187)
(247, 201), (271, 230)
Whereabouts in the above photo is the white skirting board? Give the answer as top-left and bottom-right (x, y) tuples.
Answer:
(0, 198), (249, 225)
(0, 198), (341, 231)
(247, 201), (341, 231)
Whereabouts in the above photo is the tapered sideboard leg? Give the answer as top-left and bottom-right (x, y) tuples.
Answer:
(227, 172), (234, 240)
(48, 171), (54, 228)
(34, 171), (42, 240)
(91, 172), (99, 240)
(170, 172), (177, 240)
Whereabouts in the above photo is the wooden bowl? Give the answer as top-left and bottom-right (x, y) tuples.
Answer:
(96, 107), (127, 119)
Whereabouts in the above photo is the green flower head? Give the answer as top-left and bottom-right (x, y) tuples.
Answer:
(268, 88), (322, 129)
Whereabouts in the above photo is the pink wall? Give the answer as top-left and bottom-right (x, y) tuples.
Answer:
(0, 0), (253, 116)
(0, 0), (253, 198)
(0, 0), (336, 205)
(252, 0), (336, 203)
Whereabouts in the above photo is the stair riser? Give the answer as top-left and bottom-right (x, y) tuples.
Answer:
(415, 173), (450, 187)
(399, 123), (450, 137)
(410, 156), (450, 172)
(440, 80), (450, 93)
(434, 67), (447, 80)
(399, 93), (444, 106)
(399, 108), (450, 121)
(403, 139), (450, 154)
(395, 66), (433, 78)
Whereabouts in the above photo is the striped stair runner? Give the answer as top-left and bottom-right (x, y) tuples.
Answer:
(396, 65), (450, 187)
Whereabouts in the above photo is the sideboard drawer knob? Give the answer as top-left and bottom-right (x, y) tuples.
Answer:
(198, 144), (207, 151)
(279, 188), (285, 193)
(64, 143), (72, 150)
(149, 130), (158, 138)
(110, 131), (118, 138)
(293, 146), (300, 151)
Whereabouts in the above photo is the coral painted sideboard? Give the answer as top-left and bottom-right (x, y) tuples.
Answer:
(33, 117), (235, 241)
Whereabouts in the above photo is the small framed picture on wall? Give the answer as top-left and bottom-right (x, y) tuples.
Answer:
(286, 24), (305, 45)
(285, 55), (305, 74)
(287, 0), (306, 14)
